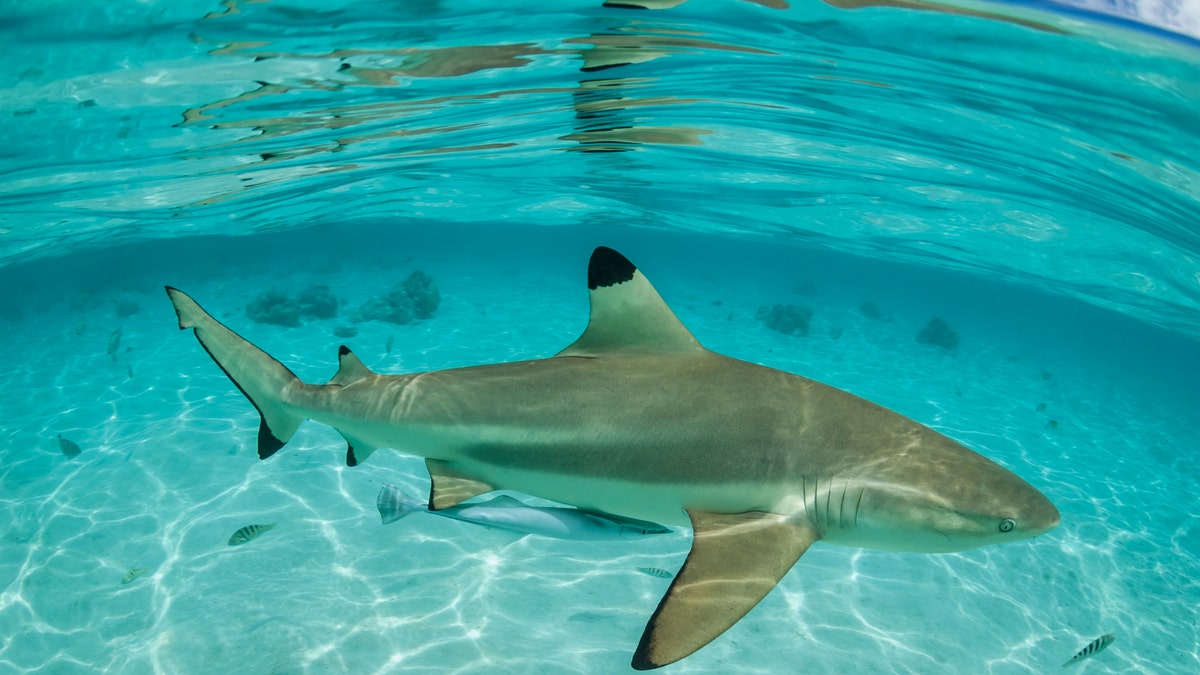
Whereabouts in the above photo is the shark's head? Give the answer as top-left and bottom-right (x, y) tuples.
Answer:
(844, 431), (1060, 553)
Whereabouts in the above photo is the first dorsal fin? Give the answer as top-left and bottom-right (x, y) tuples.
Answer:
(557, 247), (704, 357)
(330, 345), (373, 386)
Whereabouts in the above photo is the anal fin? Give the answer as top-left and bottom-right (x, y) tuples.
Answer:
(632, 510), (818, 670)
(426, 458), (495, 510)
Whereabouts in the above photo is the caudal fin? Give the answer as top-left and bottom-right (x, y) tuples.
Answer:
(377, 483), (424, 524)
(165, 287), (305, 459)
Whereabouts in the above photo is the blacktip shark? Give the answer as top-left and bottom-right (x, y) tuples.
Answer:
(376, 483), (673, 540)
(165, 246), (1060, 670)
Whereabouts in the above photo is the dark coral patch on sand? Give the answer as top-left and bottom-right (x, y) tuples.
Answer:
(916, 317), (959, 350)
(296, 285), (338, 319)
(247, 290), (302, 326)
(354, 271), (440, 325)
(247, 285), (341, 327)
(758, 304), (812, 336)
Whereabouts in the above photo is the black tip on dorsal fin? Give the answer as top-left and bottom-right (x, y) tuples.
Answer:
(558, 247), (703, 357)
(330, 345), (373, 386)
(589, 246), (637, 290)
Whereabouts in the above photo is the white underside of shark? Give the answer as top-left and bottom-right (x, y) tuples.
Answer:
(166, 246), (1059, 669)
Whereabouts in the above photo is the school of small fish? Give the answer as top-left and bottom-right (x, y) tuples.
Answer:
(228, 523), (276, 546)
(1062, 633), (1116, 668)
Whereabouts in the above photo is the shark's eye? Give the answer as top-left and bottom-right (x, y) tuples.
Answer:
(999, 518), (1016, 533)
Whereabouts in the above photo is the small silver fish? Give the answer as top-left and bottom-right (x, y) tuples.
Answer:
(227, 523), (276, 546)
(637, 567), (674, 579)
(121, 568), (147, 584)
(106, 328), (122, 360)
(385, 334), (394, 354)
(58, 435), (82, 459)
(1062, 633), (1116, 668)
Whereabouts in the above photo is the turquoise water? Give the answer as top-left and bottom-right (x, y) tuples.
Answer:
(2, 1), (1199, 673)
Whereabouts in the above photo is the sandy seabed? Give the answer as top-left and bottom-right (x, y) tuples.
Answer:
(1, 234), (1196, 674)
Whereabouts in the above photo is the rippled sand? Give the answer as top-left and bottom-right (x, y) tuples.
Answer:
(1, 233), (1196, 674)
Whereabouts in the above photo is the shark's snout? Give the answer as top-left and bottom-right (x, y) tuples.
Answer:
(1029, 492), (1061, 535)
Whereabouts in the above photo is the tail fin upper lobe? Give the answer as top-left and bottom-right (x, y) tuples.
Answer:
(165, 287), (305, 459)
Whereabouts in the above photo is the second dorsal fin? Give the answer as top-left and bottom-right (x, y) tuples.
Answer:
(557, 247), (703, 357)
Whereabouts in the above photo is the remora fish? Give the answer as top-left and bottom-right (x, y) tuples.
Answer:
(377, 483), (670, 540)
(165, 247), (1060, 669)
(1062, 633), (1115, 668)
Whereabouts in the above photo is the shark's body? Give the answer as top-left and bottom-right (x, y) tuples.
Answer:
(376, 483), (672, 540)
(166, 247), (1059, 669)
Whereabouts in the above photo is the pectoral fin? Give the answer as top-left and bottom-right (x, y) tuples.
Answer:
(426, 458), (496, 510)
(632, 510), (818, 670)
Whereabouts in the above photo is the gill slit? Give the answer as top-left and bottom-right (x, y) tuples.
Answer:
(838, 480), (849, 530)
(815, 474), (825, 532)
(800, 474), (808, 524)
(853, 485), (864, 529)
(806, 473), (816, 530)
(824, 476), (833, 532)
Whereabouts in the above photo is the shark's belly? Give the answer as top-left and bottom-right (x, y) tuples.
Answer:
(317, 353), (897, 527)
(447, 458), (792, 527)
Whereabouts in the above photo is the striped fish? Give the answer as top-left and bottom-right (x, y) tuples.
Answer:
(637, 566), (674, 579)
(58, 435), (82, 459)
(107, 328), (122, 360)
(121, 568), (147, 584)
(227, 523), (276, 546)
(1062, 633), (1115, 668)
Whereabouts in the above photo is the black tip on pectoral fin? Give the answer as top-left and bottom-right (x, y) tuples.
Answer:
(588, 246), (637, 290)
(630, 652), (661, 671)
